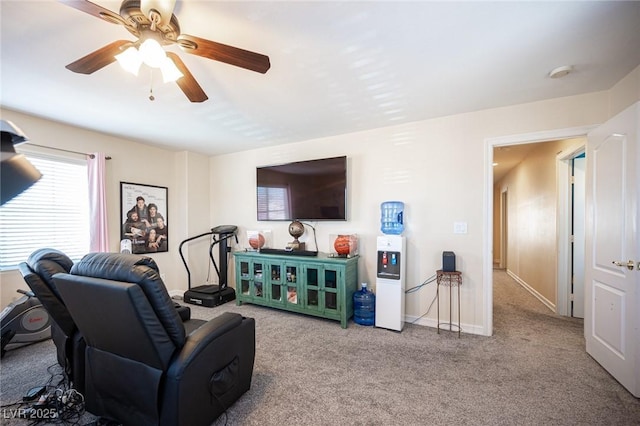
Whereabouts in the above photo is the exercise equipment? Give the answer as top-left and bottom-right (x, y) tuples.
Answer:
(0, 289), (51, 357)
(180, 225), (238, 307)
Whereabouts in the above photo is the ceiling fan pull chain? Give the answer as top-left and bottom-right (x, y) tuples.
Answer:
(149, 68), (155, 101)
(148, 10), (160, 32)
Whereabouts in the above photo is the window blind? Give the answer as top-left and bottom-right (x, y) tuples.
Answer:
(0, 154), (89, 270)
(257, 186), (289, 220)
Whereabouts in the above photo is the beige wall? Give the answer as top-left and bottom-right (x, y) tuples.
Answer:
(175, 151), (215, 291)
(609, 65), (640, 117)
(0, 109), (211, 307)
(494, 138), (585, 307)
(209, 64), (639, 334)
(209, 90), (612, 334)
(2, 64), (639, 333)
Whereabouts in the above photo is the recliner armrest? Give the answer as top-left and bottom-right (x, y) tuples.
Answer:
(172, 312), (242, 369)
(161, 312), (255, 425)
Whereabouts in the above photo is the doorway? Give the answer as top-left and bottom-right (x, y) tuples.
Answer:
(483, 126), (595, 336)
(493, 141), (585, 316)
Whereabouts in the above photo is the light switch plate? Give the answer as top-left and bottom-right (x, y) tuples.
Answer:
(454, 222), (468, 234)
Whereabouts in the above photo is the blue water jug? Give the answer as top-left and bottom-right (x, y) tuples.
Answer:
(353, 283), (375, 326)
(381, 201), (404, 235)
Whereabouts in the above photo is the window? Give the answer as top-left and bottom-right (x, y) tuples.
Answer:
(0, 154), (89, 270)
(257, 186), (290, 220)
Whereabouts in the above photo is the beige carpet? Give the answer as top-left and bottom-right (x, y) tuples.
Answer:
(1, 269), (638, 425)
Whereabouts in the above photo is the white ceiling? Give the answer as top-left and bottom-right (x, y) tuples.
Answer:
(2, 1), (639, 156)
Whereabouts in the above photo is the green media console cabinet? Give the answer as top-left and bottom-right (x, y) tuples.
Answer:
(233, 251), (359, 328)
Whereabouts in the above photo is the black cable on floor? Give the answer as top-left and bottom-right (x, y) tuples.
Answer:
(1, 363), (86, 425)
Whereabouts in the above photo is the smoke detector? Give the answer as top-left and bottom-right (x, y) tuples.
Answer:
(549, 65), (573, 79)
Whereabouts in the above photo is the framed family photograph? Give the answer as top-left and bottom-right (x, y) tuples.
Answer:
(120, 182), (168, 254)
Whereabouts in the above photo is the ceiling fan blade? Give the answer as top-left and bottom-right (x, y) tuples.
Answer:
(177, 34), (271, 74)
(66, 40), (131, 74)
(141, 0), (176, 26)
(166, 52), (208, 103)
(59, 0), (131, 28)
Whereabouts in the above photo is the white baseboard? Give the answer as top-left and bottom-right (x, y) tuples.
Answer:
(505, 269), (556, 312)
(168, 289), (184, 299)
(403, 315), (486, 336)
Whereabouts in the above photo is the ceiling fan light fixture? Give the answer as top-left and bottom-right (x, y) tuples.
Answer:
(60, 0), (269, 102)
(160, 56), (183, 83)
(115, 46), (142, 76)
(139, 38), (166, 68)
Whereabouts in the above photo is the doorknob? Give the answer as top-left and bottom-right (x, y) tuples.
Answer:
(612, 260), (636, 270)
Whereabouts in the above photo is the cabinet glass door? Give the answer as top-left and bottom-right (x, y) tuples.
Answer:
(252, 262), (265, 300)
(323, 268), (339, 311)
(238, 260), (251, 296)
(285, 264), (299, 305)
(270, 264), (283, 303)
(306, 266), (319, 309)
(304, 265), (341, 314)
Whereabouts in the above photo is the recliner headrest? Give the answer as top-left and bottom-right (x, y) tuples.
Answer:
(70, 252), (185, 347)
(71, 252), (159, 278)
(27, 248), (74, 299)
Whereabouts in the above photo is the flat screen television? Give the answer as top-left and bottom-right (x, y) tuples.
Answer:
(257, 156), (347, 221)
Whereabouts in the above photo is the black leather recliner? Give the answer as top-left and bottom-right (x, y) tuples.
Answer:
(53, 252), (256, 426)
(18, 248), (197, 396)
(18, 248), (86, 394)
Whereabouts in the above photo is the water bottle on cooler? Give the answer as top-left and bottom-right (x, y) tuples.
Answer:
(381, 201), (404, 235)
(353, 283), (376, 326)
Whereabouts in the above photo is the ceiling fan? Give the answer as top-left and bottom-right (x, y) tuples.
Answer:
(60, 0), (271, 102)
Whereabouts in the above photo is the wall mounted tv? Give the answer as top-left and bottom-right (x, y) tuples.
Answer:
(257, 156), (347, 221)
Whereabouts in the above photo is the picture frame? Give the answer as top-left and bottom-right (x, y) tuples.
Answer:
(120, 181), (168, 254)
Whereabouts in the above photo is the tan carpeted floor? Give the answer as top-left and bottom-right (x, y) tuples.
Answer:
(1, 269), (638, 425)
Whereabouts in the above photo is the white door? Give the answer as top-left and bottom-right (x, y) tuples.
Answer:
(572, 155), (585, 318)
(585, 102), (639, 397)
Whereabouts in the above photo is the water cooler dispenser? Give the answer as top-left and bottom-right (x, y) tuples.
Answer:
(375, 234), (406, 331)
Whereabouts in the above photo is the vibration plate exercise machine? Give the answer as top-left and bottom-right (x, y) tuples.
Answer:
(179, 225), (238, 307)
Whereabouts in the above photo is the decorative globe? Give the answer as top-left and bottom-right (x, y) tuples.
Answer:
(288, 221), (304, 240)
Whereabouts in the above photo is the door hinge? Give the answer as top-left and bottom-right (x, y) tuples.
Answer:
(569, 234), (574, 243)
(570, 176), (575, 184)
